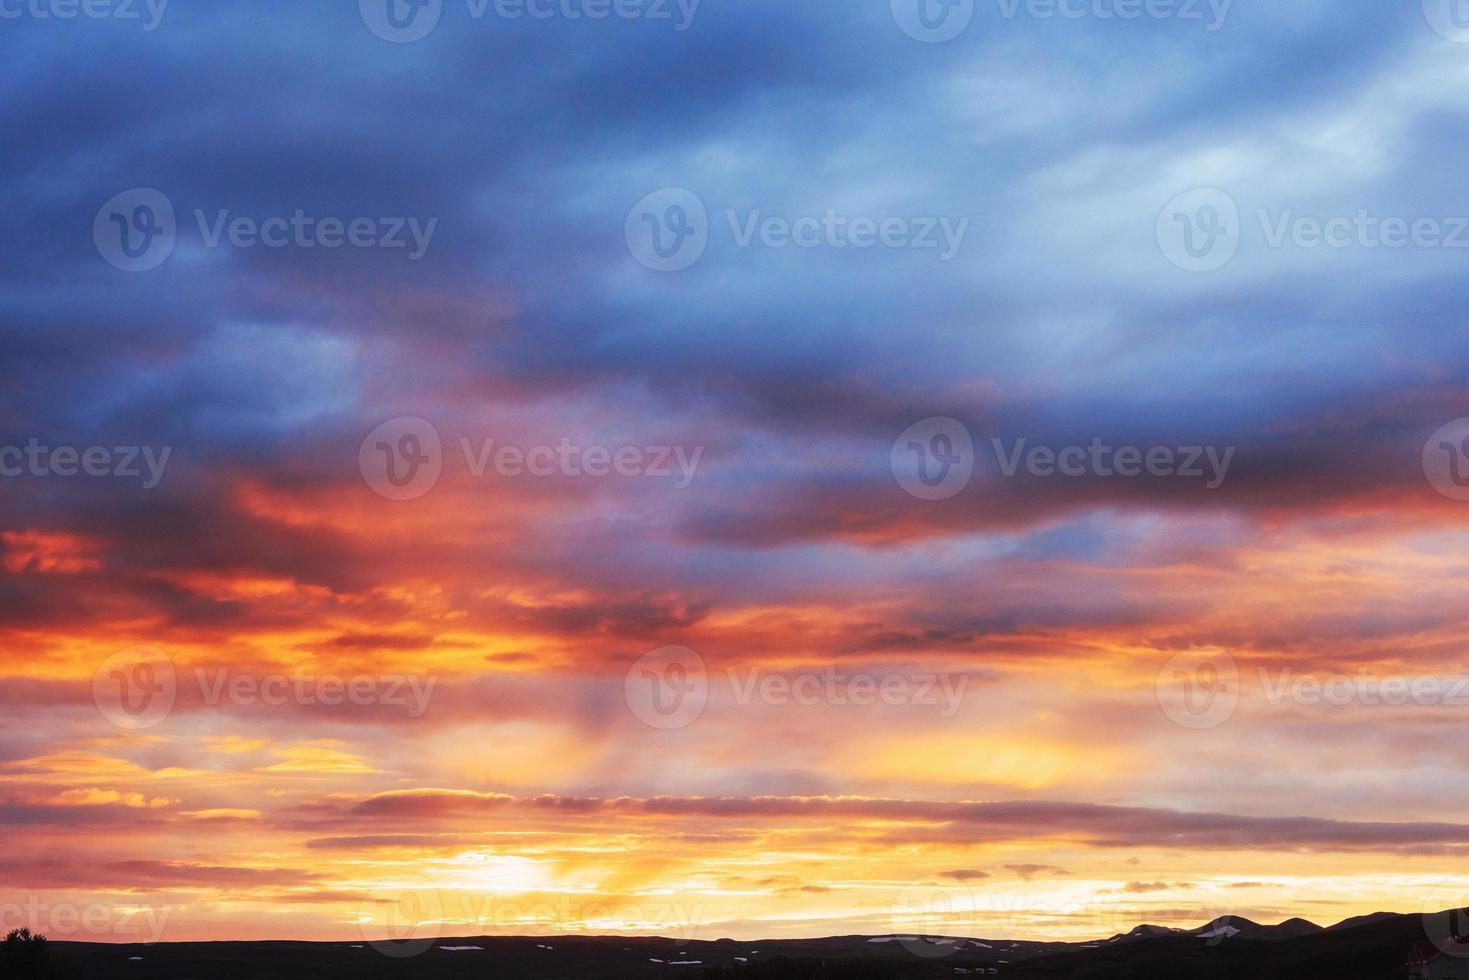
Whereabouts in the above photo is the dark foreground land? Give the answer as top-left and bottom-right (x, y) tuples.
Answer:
(35, 910), (1456, 979)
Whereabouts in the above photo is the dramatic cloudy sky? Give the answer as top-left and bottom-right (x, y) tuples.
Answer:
(4, 0), (1469, 950)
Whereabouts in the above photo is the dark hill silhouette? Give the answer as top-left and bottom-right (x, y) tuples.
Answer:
(47, 909), (1469, 980)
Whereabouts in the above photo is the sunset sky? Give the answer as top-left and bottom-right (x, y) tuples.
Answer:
(6, 0), (1469, 951)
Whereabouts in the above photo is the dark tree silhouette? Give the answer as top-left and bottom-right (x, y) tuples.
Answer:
(1, 929), (85, 980)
